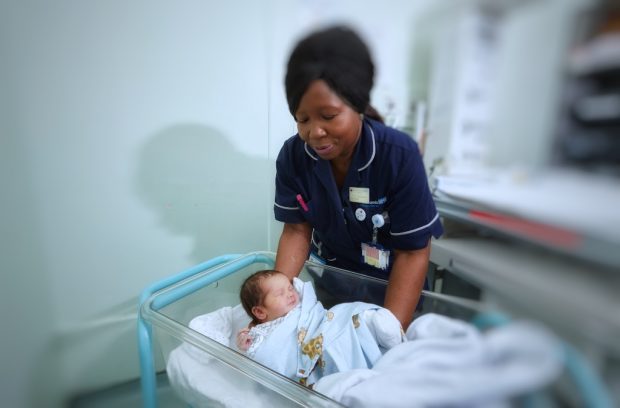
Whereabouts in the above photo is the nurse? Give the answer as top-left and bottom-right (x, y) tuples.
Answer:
(273, 26), (443, 329)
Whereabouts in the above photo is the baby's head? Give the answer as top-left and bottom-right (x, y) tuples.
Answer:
(240, 270), (300, 325)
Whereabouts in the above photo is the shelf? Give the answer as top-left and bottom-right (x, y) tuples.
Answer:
(430, 237), (620, 357)
(429, 168), (620, 356)
(432, 169), (620, 269)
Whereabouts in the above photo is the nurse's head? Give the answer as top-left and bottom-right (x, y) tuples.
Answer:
(285, 26), (383, 161)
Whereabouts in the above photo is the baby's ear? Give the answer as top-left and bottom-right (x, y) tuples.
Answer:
(252, 306), (267, 321)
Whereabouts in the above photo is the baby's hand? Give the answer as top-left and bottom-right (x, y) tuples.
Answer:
(236, 327), (252, 351)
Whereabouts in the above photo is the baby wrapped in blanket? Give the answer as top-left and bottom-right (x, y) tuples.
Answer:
(237, 270), (403, 387)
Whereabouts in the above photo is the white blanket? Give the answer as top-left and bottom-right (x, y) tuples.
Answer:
(314, 314), (563, 408)
(167, 308), (563, 408)
(166, 305), (265, 408)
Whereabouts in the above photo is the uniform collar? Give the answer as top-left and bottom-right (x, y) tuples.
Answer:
(303, 119), (376, 172)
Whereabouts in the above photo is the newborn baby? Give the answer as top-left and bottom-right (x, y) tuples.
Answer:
(236, 270), (403, 386)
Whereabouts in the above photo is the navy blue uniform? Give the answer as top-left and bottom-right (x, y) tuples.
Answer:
(274, 118), (443, 284)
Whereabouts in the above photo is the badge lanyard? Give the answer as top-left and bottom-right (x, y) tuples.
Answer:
(349, 187), (390, 270)
(361, 212), (390, 270)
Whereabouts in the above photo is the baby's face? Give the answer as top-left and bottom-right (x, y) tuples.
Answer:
(259, 274), (300, 321)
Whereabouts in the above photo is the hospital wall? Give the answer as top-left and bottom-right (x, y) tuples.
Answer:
(0, 0), (438, 406)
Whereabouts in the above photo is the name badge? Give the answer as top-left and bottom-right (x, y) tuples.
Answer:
(349, 187), (369, 204)
(361, 243), (390, 270)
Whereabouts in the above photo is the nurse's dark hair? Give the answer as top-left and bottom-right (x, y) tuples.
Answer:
(240, 269), (286, 325)
(285, 25), (384, 123)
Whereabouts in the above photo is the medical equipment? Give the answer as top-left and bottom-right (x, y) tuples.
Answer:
(138, 252), (611, 408)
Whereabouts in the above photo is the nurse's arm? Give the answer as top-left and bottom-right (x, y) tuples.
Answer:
(383, 243), (431, 330)
(275, 222), (312, 280)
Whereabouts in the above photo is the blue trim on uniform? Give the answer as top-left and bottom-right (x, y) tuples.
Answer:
(274, 118), (443, 275)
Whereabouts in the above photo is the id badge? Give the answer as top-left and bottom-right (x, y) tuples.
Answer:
(361, 242), (390, 270)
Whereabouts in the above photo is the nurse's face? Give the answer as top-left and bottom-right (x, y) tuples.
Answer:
(294, 80), (363, 162)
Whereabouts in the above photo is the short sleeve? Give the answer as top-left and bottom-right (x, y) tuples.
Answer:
(274, 142), (305, 224)
(387, 144), (443, 250)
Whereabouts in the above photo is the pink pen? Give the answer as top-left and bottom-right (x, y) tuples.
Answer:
(296, 194), (309, 212)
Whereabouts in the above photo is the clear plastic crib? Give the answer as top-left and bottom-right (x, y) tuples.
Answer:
(137, 252), (613, 408)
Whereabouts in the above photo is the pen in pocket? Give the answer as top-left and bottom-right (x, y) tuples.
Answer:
(296, 194), (309, 212)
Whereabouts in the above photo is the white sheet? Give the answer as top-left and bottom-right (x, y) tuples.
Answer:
(314, 314), (563, 408)
(166, 305), (263, 408)
(167, 308), (563, 408)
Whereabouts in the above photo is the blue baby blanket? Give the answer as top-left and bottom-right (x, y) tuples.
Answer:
(251, 279), (383, 385)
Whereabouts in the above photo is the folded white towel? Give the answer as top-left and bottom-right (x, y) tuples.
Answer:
(315, 313), (563, 408)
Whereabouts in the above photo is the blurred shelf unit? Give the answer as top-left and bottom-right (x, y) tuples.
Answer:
(554, 1), (620, 174)
(429, 172), (620, 405)
(432, 182), (620, 271)
(409, 0), (620, 269)
(429, 236), (620, 358)
(408, 0), (598, 177)
(416, 2), (620, 403)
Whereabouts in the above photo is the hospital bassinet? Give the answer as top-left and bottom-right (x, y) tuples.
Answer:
(138, 252), (613, 408)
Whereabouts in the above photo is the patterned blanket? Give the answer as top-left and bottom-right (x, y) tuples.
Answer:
(251, 279), (384, 386)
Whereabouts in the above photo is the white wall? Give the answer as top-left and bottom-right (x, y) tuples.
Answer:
(1, 1), (271, 406)
(1, 43), (56, 408)
(0, 1), (437, 407)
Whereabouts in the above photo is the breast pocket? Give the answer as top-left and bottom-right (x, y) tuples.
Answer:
(300, 198), (334, 233)
(292, 178), (317, 224)
(294, 174), (346, 232)
(300, 198), (316, 222)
